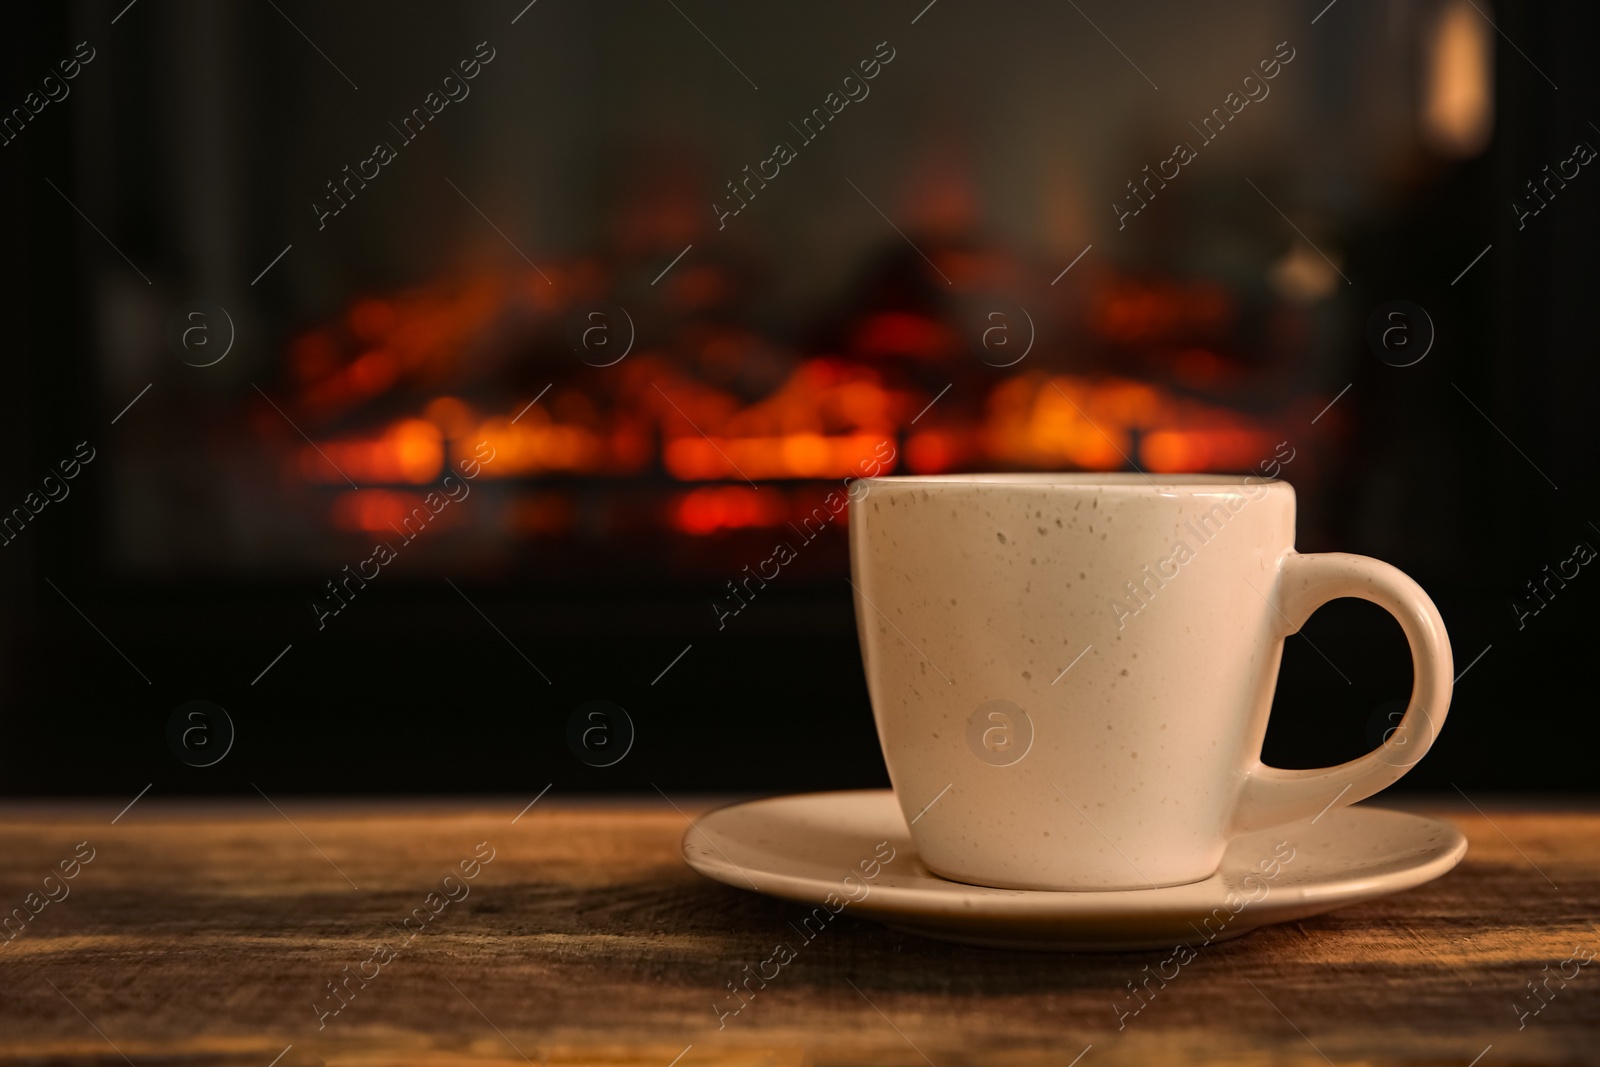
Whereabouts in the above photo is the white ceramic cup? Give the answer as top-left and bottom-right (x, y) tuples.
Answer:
(848, 474), (1452, 892)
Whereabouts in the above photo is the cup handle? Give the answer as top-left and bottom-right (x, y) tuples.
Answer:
(1229, 551), (1453, 835)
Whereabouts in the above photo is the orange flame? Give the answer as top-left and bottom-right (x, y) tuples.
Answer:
(302, 419), (443, 485)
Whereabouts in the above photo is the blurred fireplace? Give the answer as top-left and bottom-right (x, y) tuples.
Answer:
(75, 0), (1460, 589)
(241, 243), (1321, 586)
(24, 0), (1597, 798)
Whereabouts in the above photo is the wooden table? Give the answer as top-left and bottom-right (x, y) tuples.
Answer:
(0, 798), (1594, 1065)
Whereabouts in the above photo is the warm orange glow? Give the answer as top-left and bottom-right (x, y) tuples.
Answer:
(331, 489), (423, 532)
(293, 273), (539, 417)
(674, 486), (792, 534)
(423, 396), (476, 439)
(664, 432), (894, 482)
(906, 431), (958, 474)
(781, 433), (832, 477)
(985, 376), (1134, 469)
(471, 408), (626, 478)
(716, 360), (902, 437)
(300, 365), (1280, 498)
(1142, 427), (1276, 472)
(392, 420), (444, 482)
(350, 351), (397, 391)
(1423, 0), (1494, 158)
(983, 373), (1274, 474)
(284, 260), (1299, 539)
(302, 419), (443, 485)
(609, 422), (653, 470)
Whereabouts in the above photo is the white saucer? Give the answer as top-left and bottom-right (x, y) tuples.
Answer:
(681, 790), (1467, 951)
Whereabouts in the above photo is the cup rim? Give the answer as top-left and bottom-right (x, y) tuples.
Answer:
(858, 472), (1289, 491)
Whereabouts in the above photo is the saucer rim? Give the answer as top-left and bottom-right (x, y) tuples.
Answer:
(682, 788), (1468, 921)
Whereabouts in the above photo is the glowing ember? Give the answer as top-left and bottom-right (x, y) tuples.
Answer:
(302, 419), (443, 485)
(275, 259), (1305, 538)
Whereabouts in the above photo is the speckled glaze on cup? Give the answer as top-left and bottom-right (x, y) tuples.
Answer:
(849, 474), (1453, 892)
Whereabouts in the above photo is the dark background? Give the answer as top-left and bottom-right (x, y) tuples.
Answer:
(1, 0), (1595, 798)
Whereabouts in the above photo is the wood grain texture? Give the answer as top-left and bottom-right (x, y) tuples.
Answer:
(0, 798), (1595, 1066)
